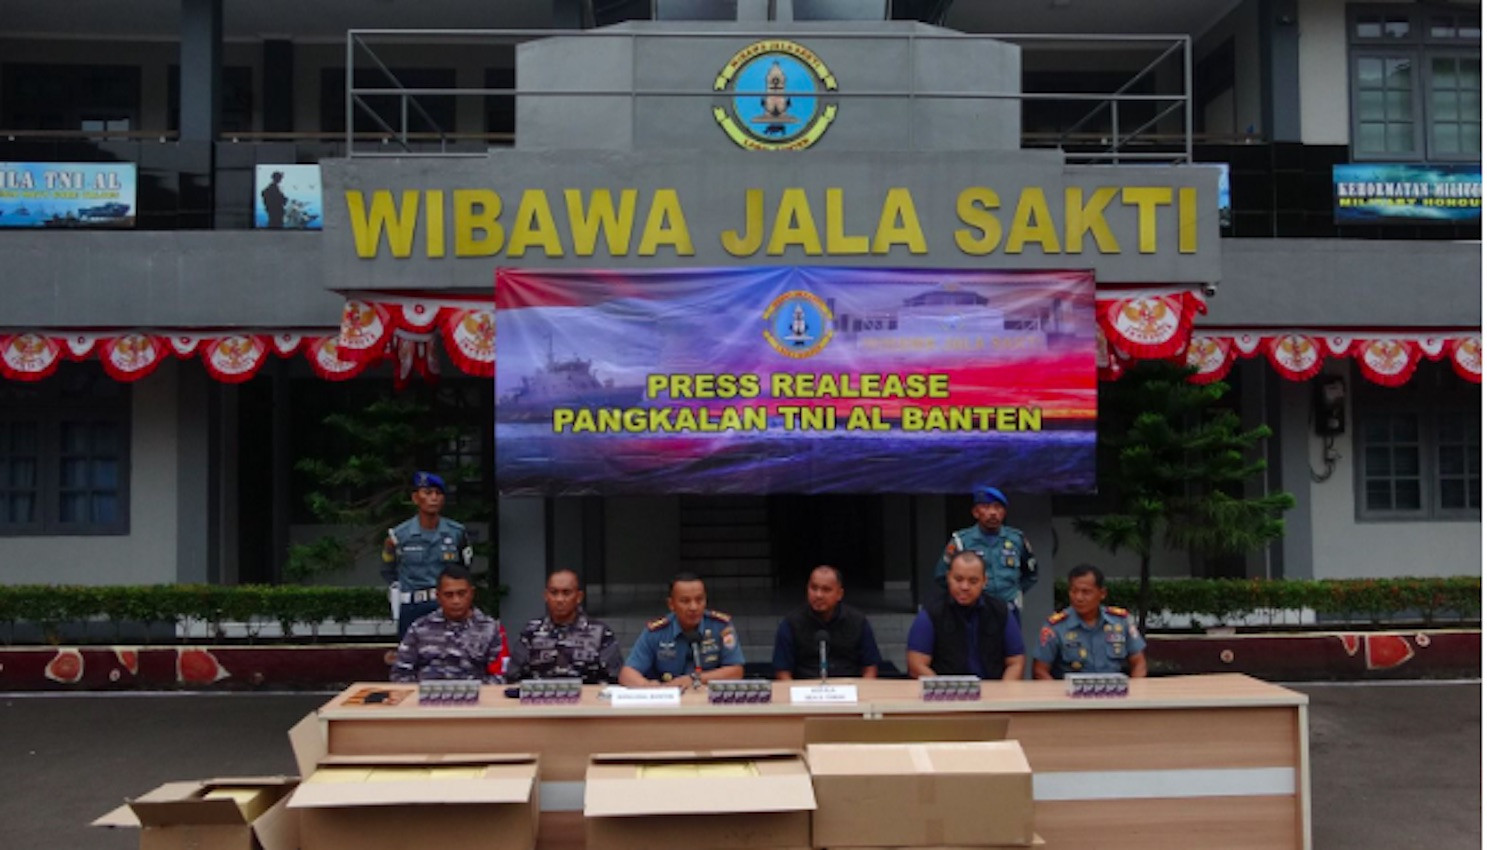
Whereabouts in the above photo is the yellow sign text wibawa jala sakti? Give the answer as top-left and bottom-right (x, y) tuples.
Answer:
(548, 372), (1044, 434)
(345, 186), (1201, 259)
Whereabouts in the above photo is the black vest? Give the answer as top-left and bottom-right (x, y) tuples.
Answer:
(784, 604), (868, 679)
(925, 595), (1009, 680)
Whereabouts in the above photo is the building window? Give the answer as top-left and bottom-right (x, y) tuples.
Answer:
(1354, 363), (1480, 520)
(1349, 5), (1481, 161)
(1, 63), (141, 131)
(0, 364), (130, 536)
(1428, 55), (1482, 156)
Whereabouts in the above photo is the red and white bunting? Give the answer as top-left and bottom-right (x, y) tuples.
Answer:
(1186, 335), (1237, 385)
(270, 333), (306, 357)
(98, 333), (167, 382)
(0, 333), (63, 381)
(1449, 336), (1482, 382)
(1264, 334), (1326, 382)
(1354, 338), (1423, 387)
(397, 301), (442, 332)
(168, 335), (202, 357)
(1098, 292), (1205, 360)
(441, 308), (496, 378)
(307, 336), (368, 381)
(200, 335), (270, 383)
(336, 300), (393, 364)
(63, 334), (99, 359)
(1191, 331), (1482, 387)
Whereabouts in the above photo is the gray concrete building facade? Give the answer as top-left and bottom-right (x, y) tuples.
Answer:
(0, 1), (1478, 638)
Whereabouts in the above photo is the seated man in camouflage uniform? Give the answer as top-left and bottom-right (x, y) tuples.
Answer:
(390, 565), (504, 683)
(506, 569), (622, 684)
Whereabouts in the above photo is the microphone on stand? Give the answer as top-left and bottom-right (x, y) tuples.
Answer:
(682, 629), (703, 689)
(815, 629), (830, 683)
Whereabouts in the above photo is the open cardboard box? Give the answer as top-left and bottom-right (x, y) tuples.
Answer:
(286, 713), (538, 850)
(91, 776), (298, 850)
(807, 740), (1034, 849)
(585, 748), (817, 850)
(802, 715), (1010, 746)
(831, 838), (1045, 850)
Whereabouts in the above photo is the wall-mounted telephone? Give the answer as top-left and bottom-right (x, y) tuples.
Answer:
(1313, 376), (1346, 437)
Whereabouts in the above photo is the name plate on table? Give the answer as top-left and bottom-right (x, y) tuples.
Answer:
(610, 687), (682, 708)
(790, 684), (859, 704)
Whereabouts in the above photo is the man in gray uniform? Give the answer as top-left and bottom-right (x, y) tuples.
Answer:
(390, 565), (503, 683)
(382, 471), (472, 639)
(932, 485), (1037, 620)
(507, 569), (623, 684)
(619, 573), (744, 688)
(1033, 564), (1147, 679)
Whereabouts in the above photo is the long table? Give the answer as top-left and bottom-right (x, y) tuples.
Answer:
(312, 674), (1310, 850)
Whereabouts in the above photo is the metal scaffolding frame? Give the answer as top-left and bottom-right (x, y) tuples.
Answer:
(345, 27), (1192, 163)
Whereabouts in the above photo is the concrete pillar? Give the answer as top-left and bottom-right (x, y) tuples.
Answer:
(1259, 0), (1301, 142)
(179, 0), (223, 142)
(499, 497), (548, 621)
(270, 364), (291, 583)
(739, 0), (771, 20)
(176, 366), (215, 584)
(1276, 366), (1317, 579)
(1016, 494), (1054, 667)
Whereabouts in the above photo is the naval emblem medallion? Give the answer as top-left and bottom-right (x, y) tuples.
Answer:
(714, 40), (838, 151)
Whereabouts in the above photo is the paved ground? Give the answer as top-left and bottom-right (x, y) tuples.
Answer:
(0, 681), (1478, 849)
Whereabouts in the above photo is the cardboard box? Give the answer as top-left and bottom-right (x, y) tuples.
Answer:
(802, 716), (1009, 746)
(91, 776), (298, 850)
(832, 837), (1044, 850)
(286, 713), (538, 850)
(585, 749), (817, 850)
(807, 741), (1034, 848)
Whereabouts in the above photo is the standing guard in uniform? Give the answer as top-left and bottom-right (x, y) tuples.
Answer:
(932, 485), (1038, 620)
(619, 573), (745, 687)
(382, 471), (473, 639)
(771, 565), (882, 679)
(1033, 564), (1147, 679)
(506, 569), (623, 684)
(390, 566), (504, 683)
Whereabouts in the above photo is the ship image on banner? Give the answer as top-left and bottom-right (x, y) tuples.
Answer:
(0, 162), (136, 228)
(495, 267), (1097, 496)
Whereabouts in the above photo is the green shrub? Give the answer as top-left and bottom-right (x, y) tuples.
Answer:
(1053, 576), (1480, 626)
(0, 583), (507, 645)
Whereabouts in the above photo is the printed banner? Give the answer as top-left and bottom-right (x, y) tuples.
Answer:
(0, 162), (136, 228)
(495, 267), (1097, 495)
(1334, 163), (1481, 224)
(255, 164), (322, 230)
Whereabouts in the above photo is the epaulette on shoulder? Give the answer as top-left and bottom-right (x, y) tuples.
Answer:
(705, 609), (732, 623)
(1047, 610), (1068, 624)
(1106, 606), (1130, 618)
(646, 616), (671, 632)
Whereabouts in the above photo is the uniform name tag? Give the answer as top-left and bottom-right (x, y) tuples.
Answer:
(610, 687), (682, 708)
(790, 684), (858, 704)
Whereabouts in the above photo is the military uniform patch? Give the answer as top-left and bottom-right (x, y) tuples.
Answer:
(721, 627), (737, 649)
(1047, 610), (1068, 624)
(1039, 626), (1055, 646)
(705, 609), (732, 623)
(1107, 606), (1129, 617)
(646, 616), (670, 632)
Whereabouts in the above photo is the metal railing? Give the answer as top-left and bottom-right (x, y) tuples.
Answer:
(345, 27), (1193, 162)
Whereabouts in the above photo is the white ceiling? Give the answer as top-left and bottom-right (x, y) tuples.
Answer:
(0, 0), (1243, 42)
